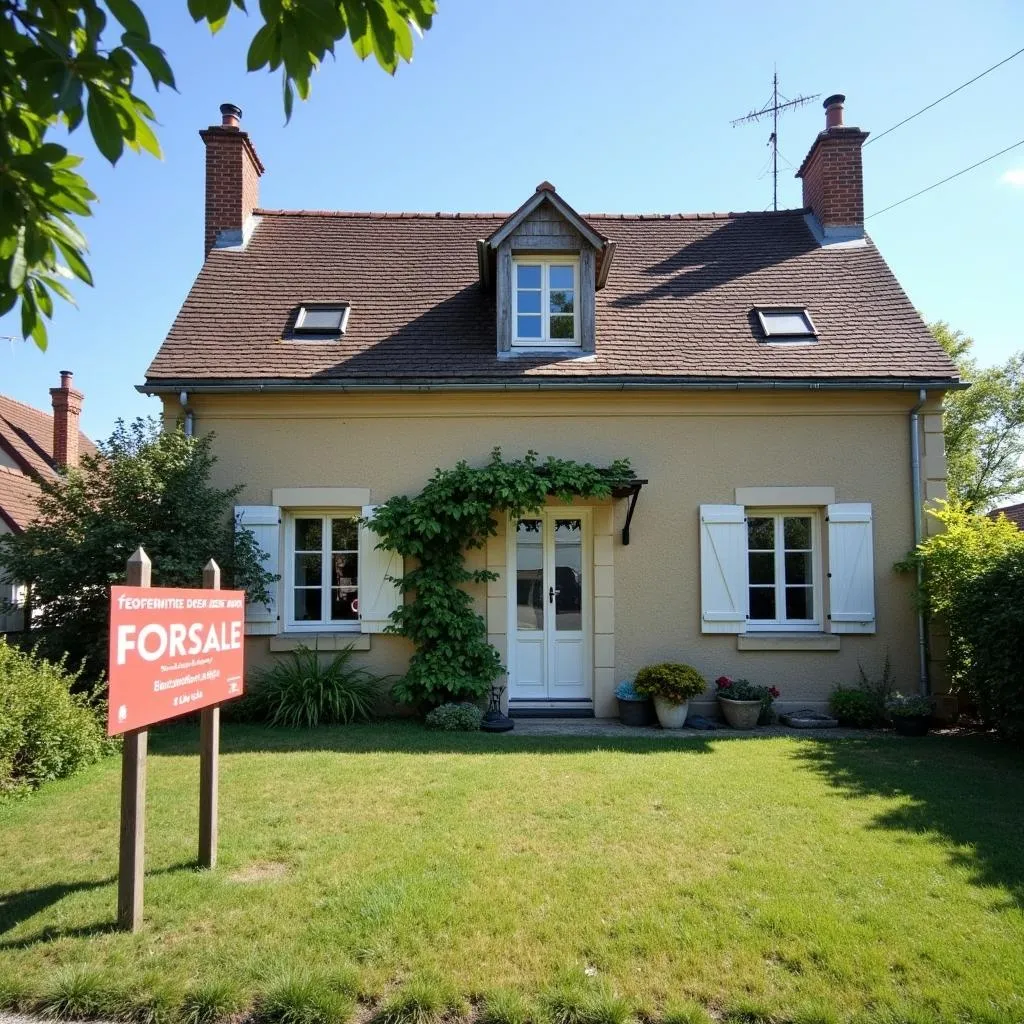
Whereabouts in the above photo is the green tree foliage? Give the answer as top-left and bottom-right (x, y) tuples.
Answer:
(931, 321), (1024, 509)
(1, 0), (436, 349)
(904, 502), (1024, 739)
(369, 449), (634, 709)
(0, 418), (275, 681)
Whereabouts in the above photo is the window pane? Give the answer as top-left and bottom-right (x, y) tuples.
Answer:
(785, 586), (813, 620)
(516, 264), (541, 288)
(294, 517), (322, 551)
(294, 588), (321, 621)
(332, 552), (357, 587)
(517, 315), (542, 339)
(554, 519), (582, 632)
(331, 588), (358, 621)
(749, 552), (775, 585)
(549, 290), (574, 314)
(294, 553), (321, 586)
(784, 551), (813, 585)
(550, 315), (575, 340)
(749, 587), (776, 620)
(747, 516), (774, 549)
(761, 310), (813, 336)
(516, 519), (543, 631)
(549, 265), (574, 290)
(517, 289), (541, 314)
(331, 518), (357, 551)
(784, 516), (812, 549)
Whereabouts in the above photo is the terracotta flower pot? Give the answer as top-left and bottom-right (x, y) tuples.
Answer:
(653, 696), (690, 729)
(718, 696), (762, 730)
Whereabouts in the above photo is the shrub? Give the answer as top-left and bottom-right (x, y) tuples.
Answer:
(424, 702), (482, 731)
(885, 693), (934, 719)
(902, 503), (1024, 739)
(828, 687), (878, 727)
(246, 646), (379, 728)
(634, 663), (706, 703)
(715, 676), (780, 713)
(0, 641), (110, 792)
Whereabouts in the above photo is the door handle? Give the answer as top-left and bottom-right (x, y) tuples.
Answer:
(549, 586), (560, 603)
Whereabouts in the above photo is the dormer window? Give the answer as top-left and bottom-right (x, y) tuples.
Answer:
(513, 259), (579, 347)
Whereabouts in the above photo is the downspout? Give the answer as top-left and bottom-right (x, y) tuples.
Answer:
(910, 388), (929, 695)
(179, 390), (194, 437)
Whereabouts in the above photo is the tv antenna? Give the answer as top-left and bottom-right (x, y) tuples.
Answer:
(731, 71), (819, 211)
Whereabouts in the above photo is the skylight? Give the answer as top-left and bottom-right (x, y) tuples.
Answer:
(293, 304), (350, 335)
(755, 307), (817, 341)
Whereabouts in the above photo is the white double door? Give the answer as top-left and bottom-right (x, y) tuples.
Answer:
(508, 510), (592, 702)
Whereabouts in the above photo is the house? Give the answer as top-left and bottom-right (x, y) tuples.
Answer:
(1, 372), (91, 632)
(989, 502), (1024, 530)
(142, 95), (960, 718)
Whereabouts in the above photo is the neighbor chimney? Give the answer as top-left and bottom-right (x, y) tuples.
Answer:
(796, 94), (869, 240)
(50, 370), (84, 469)
(199, 102), (265, 255)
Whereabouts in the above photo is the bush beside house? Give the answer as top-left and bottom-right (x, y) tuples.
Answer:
(0, 640), (110, 793)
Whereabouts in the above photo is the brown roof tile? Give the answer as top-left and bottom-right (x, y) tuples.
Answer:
(989, 502), (1024, 529)
(0, 393), (94, 533)
(146, 208), (959, 386)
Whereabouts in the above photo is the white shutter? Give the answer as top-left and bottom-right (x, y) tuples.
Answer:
(700, 504), (748, 634)
(827, 503), (875, 634)
(235, 505), (280, 635)
(358, 504), (403, 634)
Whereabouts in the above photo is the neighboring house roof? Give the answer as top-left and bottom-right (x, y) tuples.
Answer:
(0, 393), (94, 533)
(989, 502), (1024, 530)
(146, 206), (959, 388)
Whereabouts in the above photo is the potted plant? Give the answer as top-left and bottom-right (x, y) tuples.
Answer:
(634, 663), (706, 729)
(715, 676), (780, 730)
(885, 693), (933, 736)
(615, 679), (656, 727)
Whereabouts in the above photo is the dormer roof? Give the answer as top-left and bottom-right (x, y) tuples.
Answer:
(485, 183), (609, 251)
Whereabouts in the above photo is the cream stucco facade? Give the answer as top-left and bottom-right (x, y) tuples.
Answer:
(163, 387), (949, 718)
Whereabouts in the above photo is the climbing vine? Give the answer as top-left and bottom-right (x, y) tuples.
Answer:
(369, 449), (634, 709)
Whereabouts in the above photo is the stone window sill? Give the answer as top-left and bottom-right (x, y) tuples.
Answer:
(269, 633), (370, 652)
(737, 632), (840, 652)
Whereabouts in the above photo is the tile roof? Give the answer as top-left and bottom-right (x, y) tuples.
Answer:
(990, 502), (1024, 530)
(0, 393), (94, 532)
(146, 207), (959, 386)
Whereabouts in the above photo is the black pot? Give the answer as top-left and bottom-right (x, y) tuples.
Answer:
(618, 697), (657, 727)
(893, 714), (930, 737)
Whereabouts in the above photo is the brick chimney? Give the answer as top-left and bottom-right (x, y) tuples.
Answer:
(199, 103), (265, 255)
(49, 370), (84, 469)
(796, 94), (869, 240)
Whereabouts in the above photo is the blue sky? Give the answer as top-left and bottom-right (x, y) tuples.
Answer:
(2, 0), (1023, 440)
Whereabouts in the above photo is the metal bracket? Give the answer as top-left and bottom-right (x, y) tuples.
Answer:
(621, 483), (642, 545)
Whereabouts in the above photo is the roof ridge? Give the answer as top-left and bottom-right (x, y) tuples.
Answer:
(253, 207), (810, 221)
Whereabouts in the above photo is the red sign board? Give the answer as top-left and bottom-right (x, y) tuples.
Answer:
(108, 585), (246, 736)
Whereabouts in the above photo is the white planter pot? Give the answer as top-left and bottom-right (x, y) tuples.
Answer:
(653, 696), (690, 729)
(718, 696), (762, 730)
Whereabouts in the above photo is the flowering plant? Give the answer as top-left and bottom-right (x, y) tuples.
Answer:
(716, 676), (780, 707)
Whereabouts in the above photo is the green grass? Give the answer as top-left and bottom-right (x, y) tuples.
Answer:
(1, 724), (1023, 1023)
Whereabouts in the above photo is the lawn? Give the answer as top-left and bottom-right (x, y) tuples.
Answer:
(1, 724), (1023, 1024)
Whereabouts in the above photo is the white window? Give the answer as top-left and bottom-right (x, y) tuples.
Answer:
(513, 259), (579, 346)
(285, 512), (360, 632)
(745, 510), (820, 630)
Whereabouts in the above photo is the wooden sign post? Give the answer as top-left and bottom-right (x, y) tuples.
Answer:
(117, 548), (150, 932)
(198, 558), (221, 870)
(108, 548), (246, 931)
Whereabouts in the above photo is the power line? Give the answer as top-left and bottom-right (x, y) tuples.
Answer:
(867, 137), (1024, 219)
(866, 45), (1024, 147)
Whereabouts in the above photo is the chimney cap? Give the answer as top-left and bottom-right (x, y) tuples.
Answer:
(823, 94), (845, 110)
(219, 102), (243, 126)
(59, 370), (73, 387)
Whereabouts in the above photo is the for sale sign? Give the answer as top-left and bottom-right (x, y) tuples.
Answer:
(108, 585), (246, 736)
